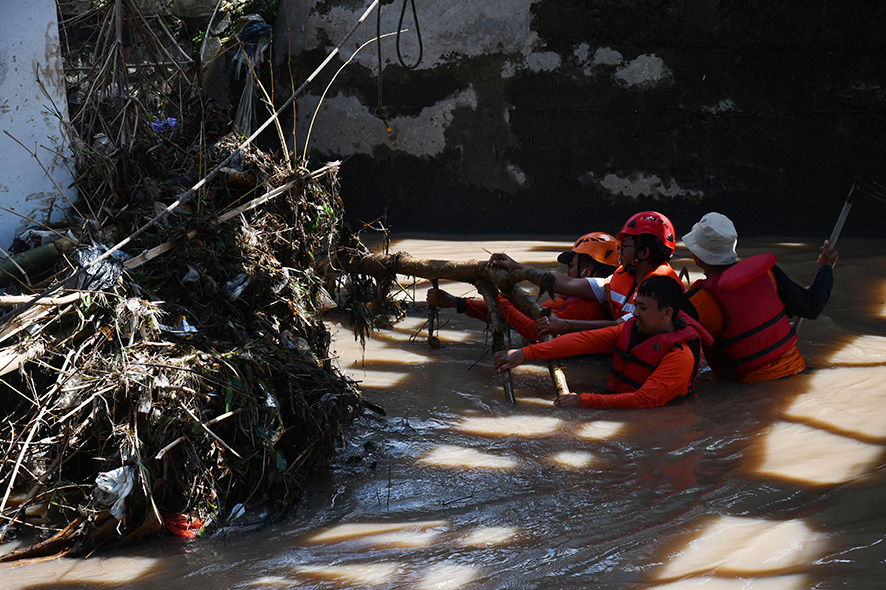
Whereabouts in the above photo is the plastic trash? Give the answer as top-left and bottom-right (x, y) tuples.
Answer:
(74, 245), (123, 290)
(233, 16), (272, 80)
(161, 512), (204, 539)
(18, 229), (60, 247)
(150, 117), (178, 132)
(158, 315), (198, 337)
(222, 273), (250, 300)
(92, 132), (114, 154)
(94, 466), (135, 521)
(227, 503), (246, 523)
(181, 267), (201, 284)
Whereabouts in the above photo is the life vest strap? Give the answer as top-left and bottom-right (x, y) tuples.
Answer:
(716, 309), (788, 348)
(614, 347), (656, 371)
(724, 328), (796, 367)
(609, 367), (643, 390)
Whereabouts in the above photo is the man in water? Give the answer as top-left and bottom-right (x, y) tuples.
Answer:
(680, 212), (838, 383)
(493, 276), (712, 409)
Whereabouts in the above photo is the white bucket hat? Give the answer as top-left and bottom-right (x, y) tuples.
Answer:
(682, 212), (738, 265)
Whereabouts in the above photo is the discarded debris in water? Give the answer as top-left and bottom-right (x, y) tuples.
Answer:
(0, 0), (365, 560)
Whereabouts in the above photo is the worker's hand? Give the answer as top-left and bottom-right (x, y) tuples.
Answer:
(555, 392), (580, 407)
(817, 239), (839, 267)
(474, 279), (498, 294)
(487, 252), (522, 271)
(536, 314), (569, 336)
(493, 348), (525, 372)
(427, 288), (457, 308)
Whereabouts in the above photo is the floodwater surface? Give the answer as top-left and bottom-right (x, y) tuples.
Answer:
(2, 235), (886, 589)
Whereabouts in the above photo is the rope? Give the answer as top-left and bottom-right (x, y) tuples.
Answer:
(375, 0), (423, 126)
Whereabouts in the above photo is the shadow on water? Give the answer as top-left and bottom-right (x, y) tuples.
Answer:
(3, 236), (886, 589)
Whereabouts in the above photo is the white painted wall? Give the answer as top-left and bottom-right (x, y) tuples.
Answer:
(0, 0), (77, 249)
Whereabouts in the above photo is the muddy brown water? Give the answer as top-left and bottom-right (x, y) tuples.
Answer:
(2, 235), (886, 589)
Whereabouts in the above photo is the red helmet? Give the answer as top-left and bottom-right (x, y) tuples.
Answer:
(617, 211), (676, 255)
(558, 231), (620, 267)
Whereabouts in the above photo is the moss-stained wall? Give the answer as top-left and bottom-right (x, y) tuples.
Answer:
(276, 0), (886, 238)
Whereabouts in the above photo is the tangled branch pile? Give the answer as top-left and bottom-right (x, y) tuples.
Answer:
(0, 0), (364, 560)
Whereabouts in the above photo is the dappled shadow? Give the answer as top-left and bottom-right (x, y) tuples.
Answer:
(13, 237), (879, 589)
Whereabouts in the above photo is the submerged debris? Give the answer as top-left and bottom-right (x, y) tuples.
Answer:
(0, 1), (364, 559)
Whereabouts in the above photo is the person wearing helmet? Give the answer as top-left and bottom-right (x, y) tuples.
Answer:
(426, 232), (619, 342)
(493, 275), (713, 409)
(680, 212), (838, 383)
(488, 211), (684, 337)
(556, 231), (621, 278)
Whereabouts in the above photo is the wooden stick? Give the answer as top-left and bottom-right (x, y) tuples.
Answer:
(178, 402), (242, 460)
(0, 517), (83, 562)
(496, 284), (570, 398)
(427, 278), (442, 349)
(122, 162), (340, 272)
(0, 293), (84, 306)
(477, 280), (515, 403)
(155, 408), (243, 460)
(0, 405), (49, 542)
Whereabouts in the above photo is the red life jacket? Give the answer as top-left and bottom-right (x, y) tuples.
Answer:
(607, 311), (711, 395)
(693, 253), (797, 380)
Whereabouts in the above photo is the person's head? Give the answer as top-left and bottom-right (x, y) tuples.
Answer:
(558, 232), (620, 279)
(617, 211), (677, 275)
(682, 212), (738, 272)
(632, 275), (683, 336)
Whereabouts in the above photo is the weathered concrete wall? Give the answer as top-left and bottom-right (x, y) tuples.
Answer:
(0, 0), (76, 247)
(278, 1), (886, 237)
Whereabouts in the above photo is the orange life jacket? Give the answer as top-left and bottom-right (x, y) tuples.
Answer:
(605, 263), (682, 319)
(692, 254), (797, 380)
(607, 311), (710, 395)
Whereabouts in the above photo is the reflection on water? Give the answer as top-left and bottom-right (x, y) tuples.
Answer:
(2, 236), (886, 589)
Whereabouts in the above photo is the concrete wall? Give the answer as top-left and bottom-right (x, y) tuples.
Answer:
(0, 0), (76, 248)
(276, 0), (886, 238)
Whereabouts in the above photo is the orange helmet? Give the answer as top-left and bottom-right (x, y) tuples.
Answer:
(617, 211), (676, 255)
(557, 232), (620, 267)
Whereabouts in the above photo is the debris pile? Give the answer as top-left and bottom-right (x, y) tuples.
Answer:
(0, 1), (364, 560)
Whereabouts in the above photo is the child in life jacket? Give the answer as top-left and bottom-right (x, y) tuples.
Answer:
(426, 232), (619, 342)
(680, 212), (838, 383)
(488, 211), (684, 338)
(493, 275), (712, 409)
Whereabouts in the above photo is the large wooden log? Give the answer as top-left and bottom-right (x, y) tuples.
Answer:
(335, 252), (570, 398)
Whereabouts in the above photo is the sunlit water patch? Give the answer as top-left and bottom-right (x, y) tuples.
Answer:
(655, 515), (826, 581)
(454, 415), (564, 437)
(417, 444), (521, 469)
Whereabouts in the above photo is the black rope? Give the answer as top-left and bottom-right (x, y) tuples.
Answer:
(375, 0), (423, 125)
(396, 0), (423, 70)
